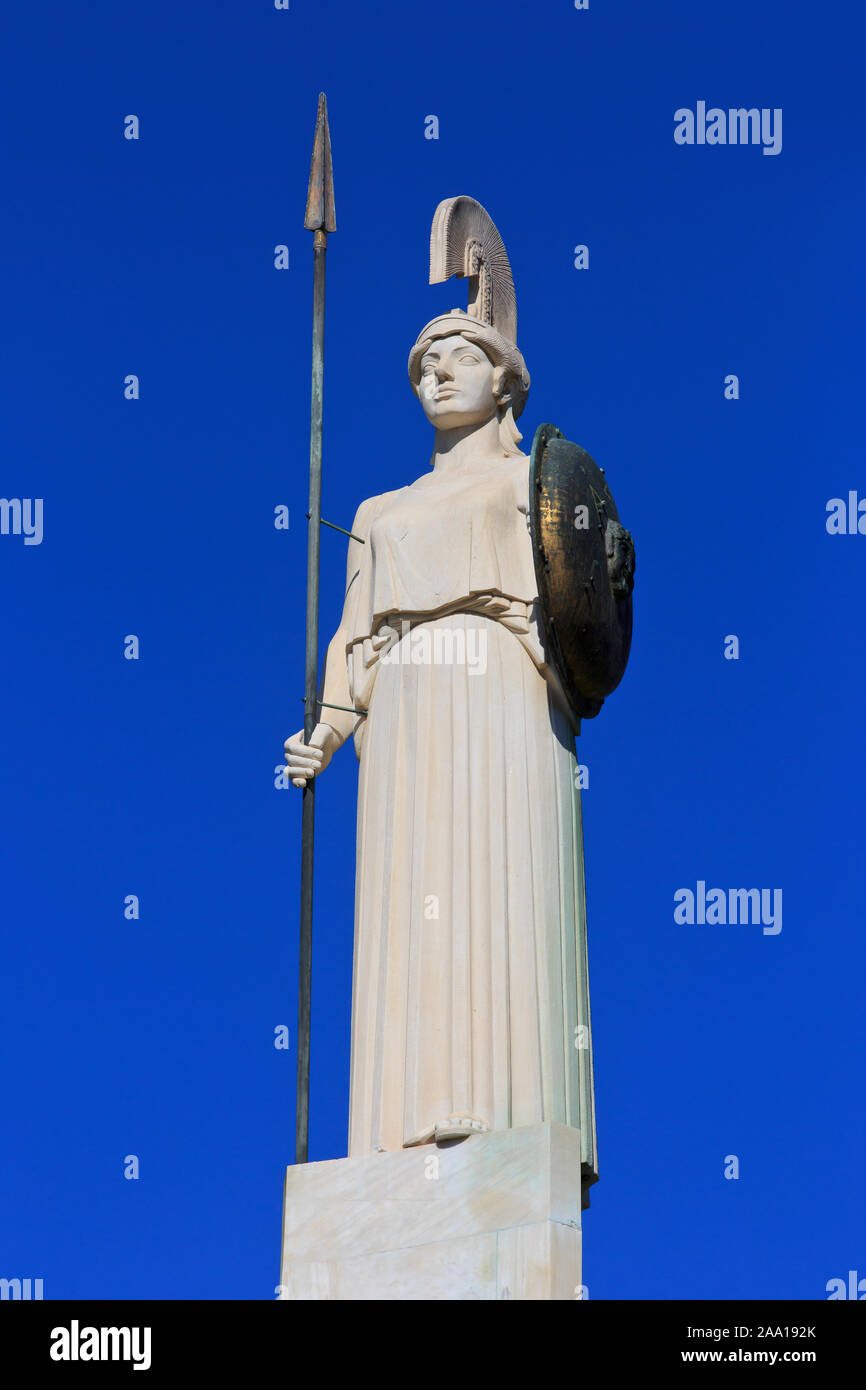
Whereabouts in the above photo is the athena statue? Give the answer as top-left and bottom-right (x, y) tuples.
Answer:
(285, 198), (603, 1200)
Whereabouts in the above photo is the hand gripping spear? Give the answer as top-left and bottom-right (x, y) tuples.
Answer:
(296, 93), (336, 1166)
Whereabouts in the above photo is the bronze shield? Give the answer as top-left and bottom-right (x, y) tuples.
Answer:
(529, 423), (635, 721)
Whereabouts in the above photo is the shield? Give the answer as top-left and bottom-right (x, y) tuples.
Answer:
(529, 422), (635, 721)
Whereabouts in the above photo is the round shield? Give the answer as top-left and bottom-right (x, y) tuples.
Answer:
(529, 422), (635, 721)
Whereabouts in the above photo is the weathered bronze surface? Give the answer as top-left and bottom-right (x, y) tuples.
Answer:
(529, 422), (635, 722)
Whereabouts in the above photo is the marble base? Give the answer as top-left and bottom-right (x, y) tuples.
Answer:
(279, 1122), (585, 1300)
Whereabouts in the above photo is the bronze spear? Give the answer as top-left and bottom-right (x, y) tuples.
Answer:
(297, 93), (335, 1165)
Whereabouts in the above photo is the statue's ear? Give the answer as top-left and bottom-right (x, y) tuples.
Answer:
(492, 365), (512, 409)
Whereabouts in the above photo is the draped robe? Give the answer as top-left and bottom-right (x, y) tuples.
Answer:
(320, 452), (597, 1184)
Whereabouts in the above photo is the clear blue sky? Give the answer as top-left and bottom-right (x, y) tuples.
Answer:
(1, 0), (863, 1300)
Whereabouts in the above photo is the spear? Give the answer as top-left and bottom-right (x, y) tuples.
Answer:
(296, 93), (335, 1165)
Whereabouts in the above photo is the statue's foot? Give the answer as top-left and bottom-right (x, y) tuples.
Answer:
(433, 1113), (490, 1143)
(402, 1113), (491, 1148)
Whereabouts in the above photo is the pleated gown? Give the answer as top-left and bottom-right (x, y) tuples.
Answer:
(323, 454), (597, 1176)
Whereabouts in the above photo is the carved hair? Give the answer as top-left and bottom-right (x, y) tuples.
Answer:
(408, 312), (531, 458)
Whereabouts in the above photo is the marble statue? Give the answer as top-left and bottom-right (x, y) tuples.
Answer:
(284, 198), (599, 1189)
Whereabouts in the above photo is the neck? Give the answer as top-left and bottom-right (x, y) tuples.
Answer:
(431, 414), (503, 471)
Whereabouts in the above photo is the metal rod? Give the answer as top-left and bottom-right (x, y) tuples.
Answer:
(296, 93), (336, 1166)
(296, 228), (323, 1166)
(305, 512), (365, 543)
(302, 698), (367, 717)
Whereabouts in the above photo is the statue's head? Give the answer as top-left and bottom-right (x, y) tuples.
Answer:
(408, 311), (530, 457)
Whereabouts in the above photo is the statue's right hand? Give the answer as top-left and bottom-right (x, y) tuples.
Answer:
(283, 723), (335, 788)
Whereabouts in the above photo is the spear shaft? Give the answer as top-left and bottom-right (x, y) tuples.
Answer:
(297, 93), (336, 1166)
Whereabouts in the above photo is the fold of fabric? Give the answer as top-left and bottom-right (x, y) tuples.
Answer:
(347, 612), (595, 1172)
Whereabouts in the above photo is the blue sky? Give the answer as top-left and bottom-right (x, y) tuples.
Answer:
(1, 0), (863, 1299)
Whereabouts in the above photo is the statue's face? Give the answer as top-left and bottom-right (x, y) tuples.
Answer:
(418, 334), (499, 430)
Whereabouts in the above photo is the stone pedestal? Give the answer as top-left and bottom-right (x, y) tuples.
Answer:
(279, 1122), (584, 1300)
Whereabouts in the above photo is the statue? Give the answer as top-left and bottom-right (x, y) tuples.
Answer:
(284, 194), (633, 1207)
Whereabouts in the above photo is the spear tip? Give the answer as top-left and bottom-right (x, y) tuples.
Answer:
(304, 92), (336, 233)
